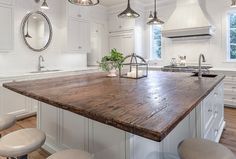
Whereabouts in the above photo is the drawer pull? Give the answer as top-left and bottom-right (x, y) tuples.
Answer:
(232, 87), (236, 89)
(208, 109), (213, 113)
(78, 46), (82, 49)
(78, 14), (82, 17)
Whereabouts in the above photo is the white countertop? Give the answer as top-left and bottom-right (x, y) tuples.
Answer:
(0, 67), (99, 81)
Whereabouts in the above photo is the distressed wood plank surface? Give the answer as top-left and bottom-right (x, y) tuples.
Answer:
(3, 72), (224, 141)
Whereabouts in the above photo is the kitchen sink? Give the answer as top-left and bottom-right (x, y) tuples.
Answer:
(191, 73), (218, 78)
(30, 69), (61, 74)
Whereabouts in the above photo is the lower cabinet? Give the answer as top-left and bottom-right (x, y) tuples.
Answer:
(38, 83), (224, 158)
(0, 81), (37, 118)
(197, 82), (225, 142)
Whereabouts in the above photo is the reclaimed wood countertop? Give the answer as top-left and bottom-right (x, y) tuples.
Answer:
(3, 72), (224, 142)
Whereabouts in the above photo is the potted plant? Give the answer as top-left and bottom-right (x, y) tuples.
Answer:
(98, 49), (124, 77)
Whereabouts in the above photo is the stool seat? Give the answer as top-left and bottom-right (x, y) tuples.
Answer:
(0, 128), (46, 157)
(47, 149), (93, 159)
(0, 114), (16, 131)
(178, 139), (235, 159)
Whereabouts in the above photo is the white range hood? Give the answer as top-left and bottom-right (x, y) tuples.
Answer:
(162, 0), (215, 39)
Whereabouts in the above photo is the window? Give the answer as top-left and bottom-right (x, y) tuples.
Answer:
(151, 25), (162, 60)
(229, 13), (236, 60)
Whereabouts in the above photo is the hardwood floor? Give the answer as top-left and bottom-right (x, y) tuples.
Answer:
(220, 107), (236, 156)
(0, 108), (235, 158)
(0, 116), (50, 159)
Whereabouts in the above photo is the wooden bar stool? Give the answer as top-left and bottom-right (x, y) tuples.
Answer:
(178, 139), (235, 159)
(47, 149), (93, 159)
(0, 114), (16, 137)
(0, 128), (46, 159)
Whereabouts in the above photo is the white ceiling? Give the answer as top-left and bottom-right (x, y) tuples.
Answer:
(100, 0), (153, 7)
(100, 0), (174, 7)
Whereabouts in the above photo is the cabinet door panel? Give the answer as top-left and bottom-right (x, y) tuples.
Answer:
(121, 35), (134, 56)
(68, 18), (81, 51)
(68, 18), (90, 53)
(89, 120), (126, 159)
(39, 103), (58, 145)
(0, 0), (13, 5)
(1, 87), (26, 115)
(60, 110), (88, 151)
(0, 5), (13, 51)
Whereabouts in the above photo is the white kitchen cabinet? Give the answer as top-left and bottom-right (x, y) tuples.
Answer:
(89, 120), (126, 159)
(0, 4), (13, 52)
(109, 33), (134, 57)
(60, 109), (89, 151)
(87, 22), (104, 66)
(108, 13), (135, 33)
(68, 3), (89, 20)
(0, 87), (26, 116)
(0, 0), (13, 5)
(210, 70), (236, 108)
(61, 1), (90, 54)
(197, 82), (225, 142)
(38, 102), (59, 152)
(67, 18), (90, 53)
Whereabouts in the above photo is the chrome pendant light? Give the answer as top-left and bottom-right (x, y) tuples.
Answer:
(41, 0), (49, 10)
(148, 11), (154, 20)
(147, 0), (164, 25)
(231, 0), (236, 8)
(68, 0), (99, 6)
(118, 0), (140, 18)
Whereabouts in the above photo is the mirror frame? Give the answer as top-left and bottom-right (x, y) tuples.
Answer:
(22, 11), (53, 52)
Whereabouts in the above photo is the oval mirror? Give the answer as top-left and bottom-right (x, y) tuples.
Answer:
(22, 11), (52, 52)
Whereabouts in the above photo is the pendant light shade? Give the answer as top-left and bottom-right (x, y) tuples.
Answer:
(231, 0), (236, 8)
(148, 11), (154, 20)
(41, 0), (49, 9)
(118, 0), (140, 18)
(147, 0), (164, 25)
(68, 0), (99, 6)
(25, 21), (32, 38)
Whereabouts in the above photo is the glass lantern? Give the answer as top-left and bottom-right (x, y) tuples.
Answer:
(119, 53), (148, 79)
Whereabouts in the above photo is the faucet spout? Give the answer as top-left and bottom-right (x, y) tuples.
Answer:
(198, 54), (206, 78)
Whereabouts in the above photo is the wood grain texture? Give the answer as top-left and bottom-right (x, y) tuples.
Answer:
(3, 72), (225, 142)
(220, 108), (236, 156)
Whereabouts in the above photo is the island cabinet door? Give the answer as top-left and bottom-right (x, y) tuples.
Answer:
(38, 102), (59, 152)
(59, 110), (89, 151)
(88, 120), (126, 159)
(162, 109), (196, 156)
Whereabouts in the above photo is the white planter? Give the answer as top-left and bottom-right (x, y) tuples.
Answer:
(107, 69), (117, 77)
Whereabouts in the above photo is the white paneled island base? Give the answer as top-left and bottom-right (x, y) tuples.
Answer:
(37, 82), (225, 159)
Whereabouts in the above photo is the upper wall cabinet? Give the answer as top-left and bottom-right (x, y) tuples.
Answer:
(0, 2), (13, 52)
(108, 13), (135, 33)
(61, 1), (91, 54)
(0, 0), (14, 5)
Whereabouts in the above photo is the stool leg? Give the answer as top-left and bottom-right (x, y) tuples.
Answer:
(17, 155), (28, 159)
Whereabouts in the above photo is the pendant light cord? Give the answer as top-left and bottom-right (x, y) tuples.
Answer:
(128, 0), (130, 7)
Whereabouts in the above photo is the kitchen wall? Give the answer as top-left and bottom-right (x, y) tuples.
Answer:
(144, 0), (236, 69)
(0, 0), (108, 74)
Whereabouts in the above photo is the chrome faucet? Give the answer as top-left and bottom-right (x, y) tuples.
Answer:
(38, 55), (45, 72)
(198, 54), (206, 78)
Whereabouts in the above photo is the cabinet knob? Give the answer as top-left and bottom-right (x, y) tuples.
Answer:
(78, 14), (82, 18)
(78, 46), (82, 49)
(119, 26), (122, 28)
(208, 109), (212, 113)
(232, 87), (236, 89)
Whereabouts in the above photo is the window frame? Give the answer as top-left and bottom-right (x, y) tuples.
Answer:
(227, 11), (236, 62)
(149, 25), (163, 61)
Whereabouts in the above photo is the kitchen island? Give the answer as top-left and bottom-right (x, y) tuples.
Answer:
(3, 72), (225, 159)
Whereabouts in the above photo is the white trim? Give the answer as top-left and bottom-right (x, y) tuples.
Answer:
(149, 25), (163, 60)
(226, 11), (236, 62)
